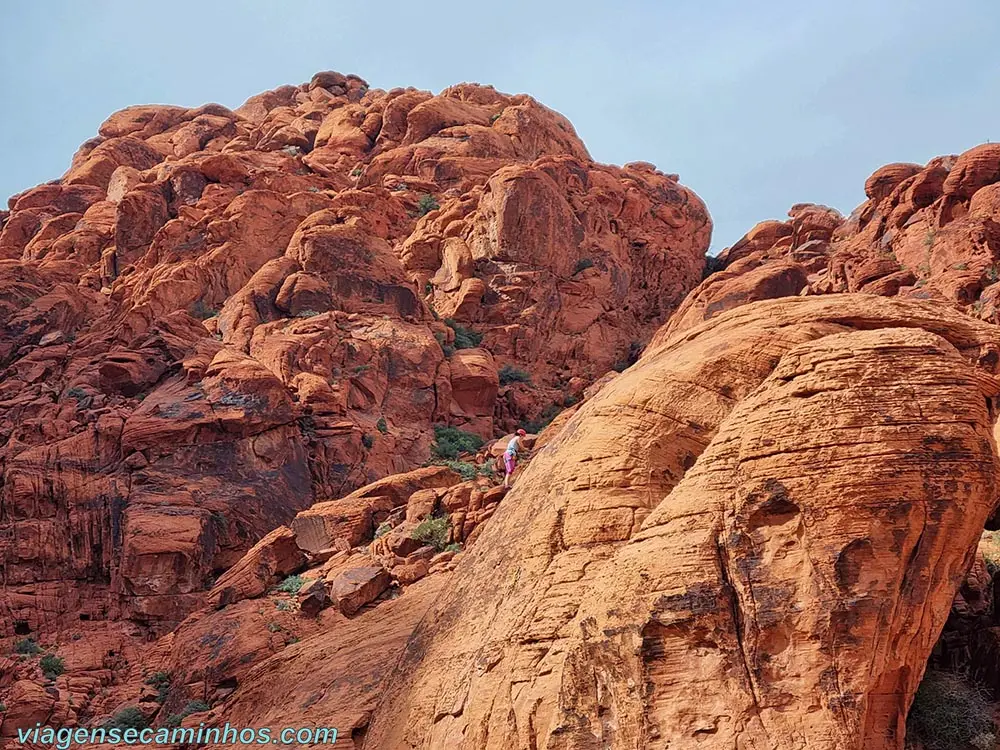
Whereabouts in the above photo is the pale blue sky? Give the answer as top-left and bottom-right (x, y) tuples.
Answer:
(3, 0), (999, 251)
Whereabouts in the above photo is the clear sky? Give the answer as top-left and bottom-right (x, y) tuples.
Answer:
(3, 0), (1000, 251)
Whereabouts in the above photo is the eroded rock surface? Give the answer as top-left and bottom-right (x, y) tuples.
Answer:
(365, 295), (1000, 749)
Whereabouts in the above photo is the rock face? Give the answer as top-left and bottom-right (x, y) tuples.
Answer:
(365, 295), (1000, 749)
(7, 71), (1000, 750)
(0, 71), (710, 648)
(689, 143), (1000, 336)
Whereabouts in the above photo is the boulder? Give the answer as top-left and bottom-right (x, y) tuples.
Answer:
(328, 566), (391, 616)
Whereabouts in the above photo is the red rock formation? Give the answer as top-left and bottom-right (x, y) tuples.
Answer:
(10, 70), (1000, 750)
(0, 70), (709, 742)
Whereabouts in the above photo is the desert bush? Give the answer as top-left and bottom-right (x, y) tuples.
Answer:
(432, 425), (484, 460)
(14, 638), (41, 656)
(498, 365), (531, 385)
(40, 654), (65, 680)
(412, 516), (450, 551)
(104, 707), (147, 731)
(417, 194), (440, 216)
(275, 575), (305, 594)
(444, 319), (482, 349)
(906, 669), (996, 750)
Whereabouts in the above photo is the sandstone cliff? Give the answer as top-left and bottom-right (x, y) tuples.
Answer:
(5, 71), (1000, 750)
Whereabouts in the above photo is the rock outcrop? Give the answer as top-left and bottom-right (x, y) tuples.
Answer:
(364, 295), (1000, 749)
(7, 69), (1000, 750)
(0, 71), (710, 649)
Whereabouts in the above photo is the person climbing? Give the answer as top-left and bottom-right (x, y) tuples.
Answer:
(503, 428), (527, 488)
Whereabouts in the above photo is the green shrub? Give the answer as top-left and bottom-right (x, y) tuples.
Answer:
(350, 167), (363, 177)
(266, 622), (283, 633)
(374, 521), (392, 539)
(987, 264), (1000, 283)
(572, 258), (594, 275)
(906, 669), (996, 750)
(0, 702), (6, 712)
(498, 365), (531, 385)
(440, 460), (479, 481)
(275, 575), (305, 594)
(40, 653), (65, 680)
(412, 516), (450, 551)
(981, 531), (1000, 577)
(417, 194), (440, 216)
(362, 433), (375, 449)
(376, 417), (388, 434)
(104, 707), (147, 731)
(444, 542), (463, 553)
(66, 386), (92, 408)
(183, 700), (210, 715)
(144, 671), (171, 703)
(563, 394), (580, 407)
(432, 425), (484, 460)
(444, 319), (482, 349)
(489, 113), (502, 124)
(14, 638), (41, 656)
(189, 300), (217, 320)
(163, 700), (211, 728)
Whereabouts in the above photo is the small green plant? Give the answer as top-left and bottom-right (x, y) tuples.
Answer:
(374, 521), (393, 538)
(0, 703), (5, 712)
(490, 113), (502, 124)
(298, 415), (317, 439)
(295, 309), (322, 318)
(417, 194), (440, 216)
(350, 167), (363, 177)
(563, 394), (580, 407)
(40, 653), (65, 680)
(14, 637), (41, 656)
(440, 460), (480, 481)
(432, 425), (485, 460)
(444, 319), (482, 349)
(981, 531), (1000, 576)
(953, 263), (969, 270)
(66, 386), (91, 408)
(498, 365), (531, 385)
(275, 575), (305, 594)
(444, 542), (462, 553)
(163, 700), (211, 727)
(915, 279), (927, 288)
(412, 515), (450, 551)
(190, 300), (217, 320)
(986, 264), (1000, 283)
(424, 281), (433, 295)
(572, 258), (594, 275)
(275, 600), (291, 612)
(376, 417), (388, 434)
(267, 622), (283, 633)
(362, 433), (375, 449)
(104, 707), (148, 731)
(906, 669), (996, 750)
(144, 671), (171, 703)
(352, 364), (372, 374)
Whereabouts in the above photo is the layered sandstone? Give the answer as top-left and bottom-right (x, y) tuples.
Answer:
(0, 72), (710, 647)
